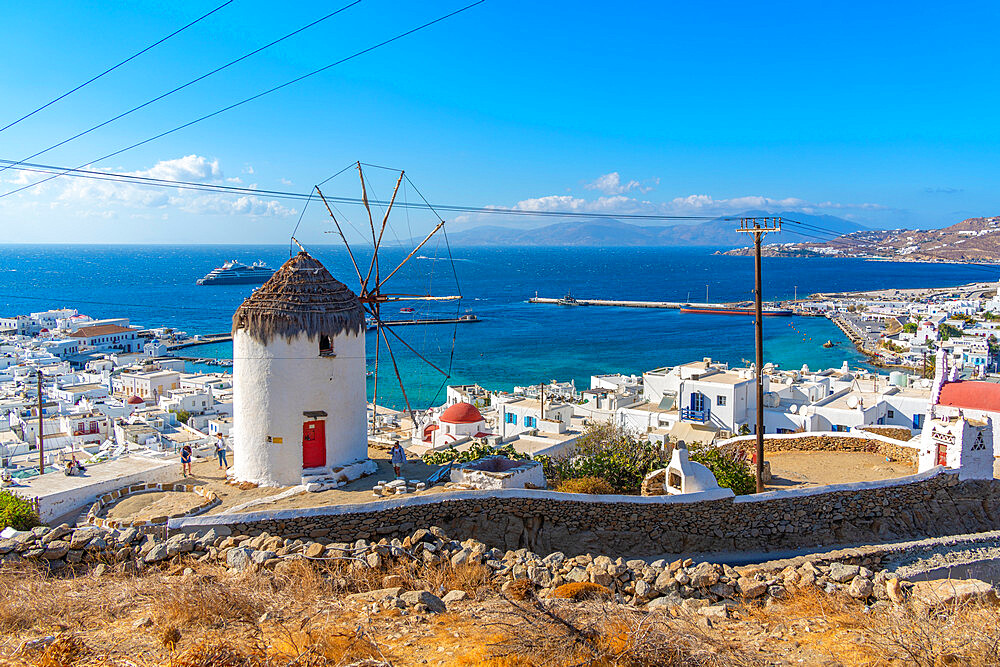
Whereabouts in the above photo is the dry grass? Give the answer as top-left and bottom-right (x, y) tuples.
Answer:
(549, 582), (612, 601)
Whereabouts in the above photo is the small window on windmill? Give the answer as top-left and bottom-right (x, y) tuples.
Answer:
(319, 335), (334, 357)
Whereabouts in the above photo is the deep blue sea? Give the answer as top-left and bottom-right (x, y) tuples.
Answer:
(2, 244), (996, 410)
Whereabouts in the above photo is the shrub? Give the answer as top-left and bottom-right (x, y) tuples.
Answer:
(505, 578), (536, 600)
(550, 582), (612, 601)
(422, 441), (529, 466)
(0, 490), (40, 530)
(543, 421), (667, 494)
(688, 446), (756, 496)
(555, 476), (616, 495)
(171, 409), (191, 424)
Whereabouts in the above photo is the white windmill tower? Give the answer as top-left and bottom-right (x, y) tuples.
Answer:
(231, 248), (376, 488)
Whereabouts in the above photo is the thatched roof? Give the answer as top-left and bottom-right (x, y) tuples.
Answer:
(232, 251), (365, 343)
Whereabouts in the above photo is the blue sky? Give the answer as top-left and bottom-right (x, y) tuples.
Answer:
(2, 1), (999, 243)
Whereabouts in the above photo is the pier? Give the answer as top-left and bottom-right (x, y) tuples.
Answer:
(166, 333), (233, 350)
(529, 297), (718, 309)
(368, 315), (481, 329)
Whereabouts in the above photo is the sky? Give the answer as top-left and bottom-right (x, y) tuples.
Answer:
(2, 0), (1000, 244)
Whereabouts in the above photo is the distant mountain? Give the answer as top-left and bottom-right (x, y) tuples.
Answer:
(723, 215), (1000, 264)
(444, 211), (868, 247)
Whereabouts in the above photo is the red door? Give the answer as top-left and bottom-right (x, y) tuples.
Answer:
(302, 420), (326, 468)
(936, 444), (948, 466)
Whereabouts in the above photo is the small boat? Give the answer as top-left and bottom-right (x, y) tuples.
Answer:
(400, 307), (415, 313)
(556, 291), (585, 306)
(823, 340), (835, 348)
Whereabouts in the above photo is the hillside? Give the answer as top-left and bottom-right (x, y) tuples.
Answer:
(445, 211), (867, 247)
(723, 215), (1000, 263)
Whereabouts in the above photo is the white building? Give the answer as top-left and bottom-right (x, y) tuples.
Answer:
(68, 324), (141, 353)
(418, 402), (490, 449)
(917, 415), (993, 480)
(231, 251), (373, 487)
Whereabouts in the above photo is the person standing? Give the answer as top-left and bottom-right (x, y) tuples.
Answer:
(390, 441), (406, 479)
(215, 435), (228, 470)
(180, 443), (193, 477)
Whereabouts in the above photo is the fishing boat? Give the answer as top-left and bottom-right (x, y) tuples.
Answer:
(556, 291), (586, 306)
(823, 340), (835, 348)
(399, 307), (415, 313)
(679, 305), (793, 316)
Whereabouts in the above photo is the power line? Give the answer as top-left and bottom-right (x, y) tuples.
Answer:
(0, 0), (363, 178)
(0, 157), (722, 220)
(0, 0), (488, 201)
(0, 0), (236, 135)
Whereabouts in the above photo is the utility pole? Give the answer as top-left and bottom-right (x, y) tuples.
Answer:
(737, 216), (782, 493)
(36, 370), (44, 475)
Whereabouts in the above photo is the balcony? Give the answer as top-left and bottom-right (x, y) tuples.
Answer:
(680, 407), (710, 423)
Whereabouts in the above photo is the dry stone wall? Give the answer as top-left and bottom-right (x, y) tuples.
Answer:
(180, 471), (1000, 558)
(719, 434), (919, 466)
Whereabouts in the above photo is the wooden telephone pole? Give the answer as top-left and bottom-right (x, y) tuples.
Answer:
(737, 217), (782, 493)
(36, 370), (45, 475)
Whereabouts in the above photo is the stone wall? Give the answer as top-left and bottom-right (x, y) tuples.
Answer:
(719, 434), (919, 466)
(177, 470), (1000, 558)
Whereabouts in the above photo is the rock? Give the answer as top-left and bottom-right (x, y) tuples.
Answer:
(382, 574), (405, 588)
(69, 528), (99, 549)
(634, 579), (653, 600)
(566, 566), (589, 583)
(699, 604), (729, 619)
(647, 592), (681, 610)
(442, 590), (468, 604)
(848, 576), (874, 599)
(252, 550), (277, 565)
(681, 598), (711, 611)
(117, 527), (139, 545)
(911, 579), (999, 609)
(400, 590), (446, 613)
(226, 547), (254, 571)
(689, 562), (719, 588)
(0, 538), (15, 554)
(654, 570), (677, 593)
(41, 524), (72, 544)
(590, 569), (614, 586)
(303, 542), (325, 558)
(66, 549), (84, 564)
(451, 549), (471, 567)
(736, 577), (768, 599)
(144, 543), (169, 564)
(828, 562), (861, 583)
(709, 582), (735, 598)
(366, 552), (382, 569)
(43, 540), (70, 560)
(886, 577), (906, 605)
(92, 563), (107, 577)
(528, 565), (552, 587)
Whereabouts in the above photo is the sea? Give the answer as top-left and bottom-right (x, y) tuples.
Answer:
(2, 244), (996, 410)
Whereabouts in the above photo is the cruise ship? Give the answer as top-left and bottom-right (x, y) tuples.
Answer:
(196, 260), (275, 285)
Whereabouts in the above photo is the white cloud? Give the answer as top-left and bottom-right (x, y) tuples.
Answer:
(452, 190), (886, 225)
(583, 172), (658, 195)
(13, 155), (295, 218)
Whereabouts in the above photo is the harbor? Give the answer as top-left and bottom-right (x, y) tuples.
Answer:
(528, 295), (793, 315)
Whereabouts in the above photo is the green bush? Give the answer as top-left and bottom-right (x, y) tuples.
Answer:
(171, 409), (191, 424)
(555, 476), (616, 494)
(688, 446), (756, 496)
(0, 490), (40, 531)
(422, 441), (529, 466)
(543, 421), (667, 494)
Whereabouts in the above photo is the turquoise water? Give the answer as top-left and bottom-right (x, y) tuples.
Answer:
(2, 245), (996, 410)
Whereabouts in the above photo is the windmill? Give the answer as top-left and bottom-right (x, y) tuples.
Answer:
(307, 161), (462, 438)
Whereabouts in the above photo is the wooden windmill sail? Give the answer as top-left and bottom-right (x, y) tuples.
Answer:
(312, 161), (461, 435)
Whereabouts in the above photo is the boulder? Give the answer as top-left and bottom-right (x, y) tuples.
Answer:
(442, 590), (468, 604)
(566, 567), (588, 583)
(736, 577), (768, 599)
(69, 528), (100, 549)
(226, 547), (254, 572)
(41, 524), (72, 544)
(828, 562), (860, 583)
(689, 562), (719, 589)
(848, 576), (874, 599)
(144, 543), (169, 564)
(886, 577), (906, 605)
(303, 542), (325, 558)
(252, 550), (277, 565)
(346, 587), (403, 602)
(654, 570), (677, 593)
(400, 590), (445, 613)
(911, 579), (999, 609)
(43, 541), (70, 560)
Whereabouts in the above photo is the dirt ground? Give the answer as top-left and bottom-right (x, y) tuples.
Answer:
(100, 491), (206, 523)
(164, 446), (449, 516)
(765, 450), (915, 489)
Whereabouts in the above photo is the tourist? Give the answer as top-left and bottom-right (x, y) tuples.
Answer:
(390, 441), (406, 479)
(215, 436), (228, 470)
(180, 444), (193, 477)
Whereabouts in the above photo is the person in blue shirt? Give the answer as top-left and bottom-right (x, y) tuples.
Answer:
(390, 441), (406, 479)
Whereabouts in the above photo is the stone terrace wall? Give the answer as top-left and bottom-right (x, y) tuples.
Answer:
(717, 433), (919, 466)
(177, 470), (1000, 558)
